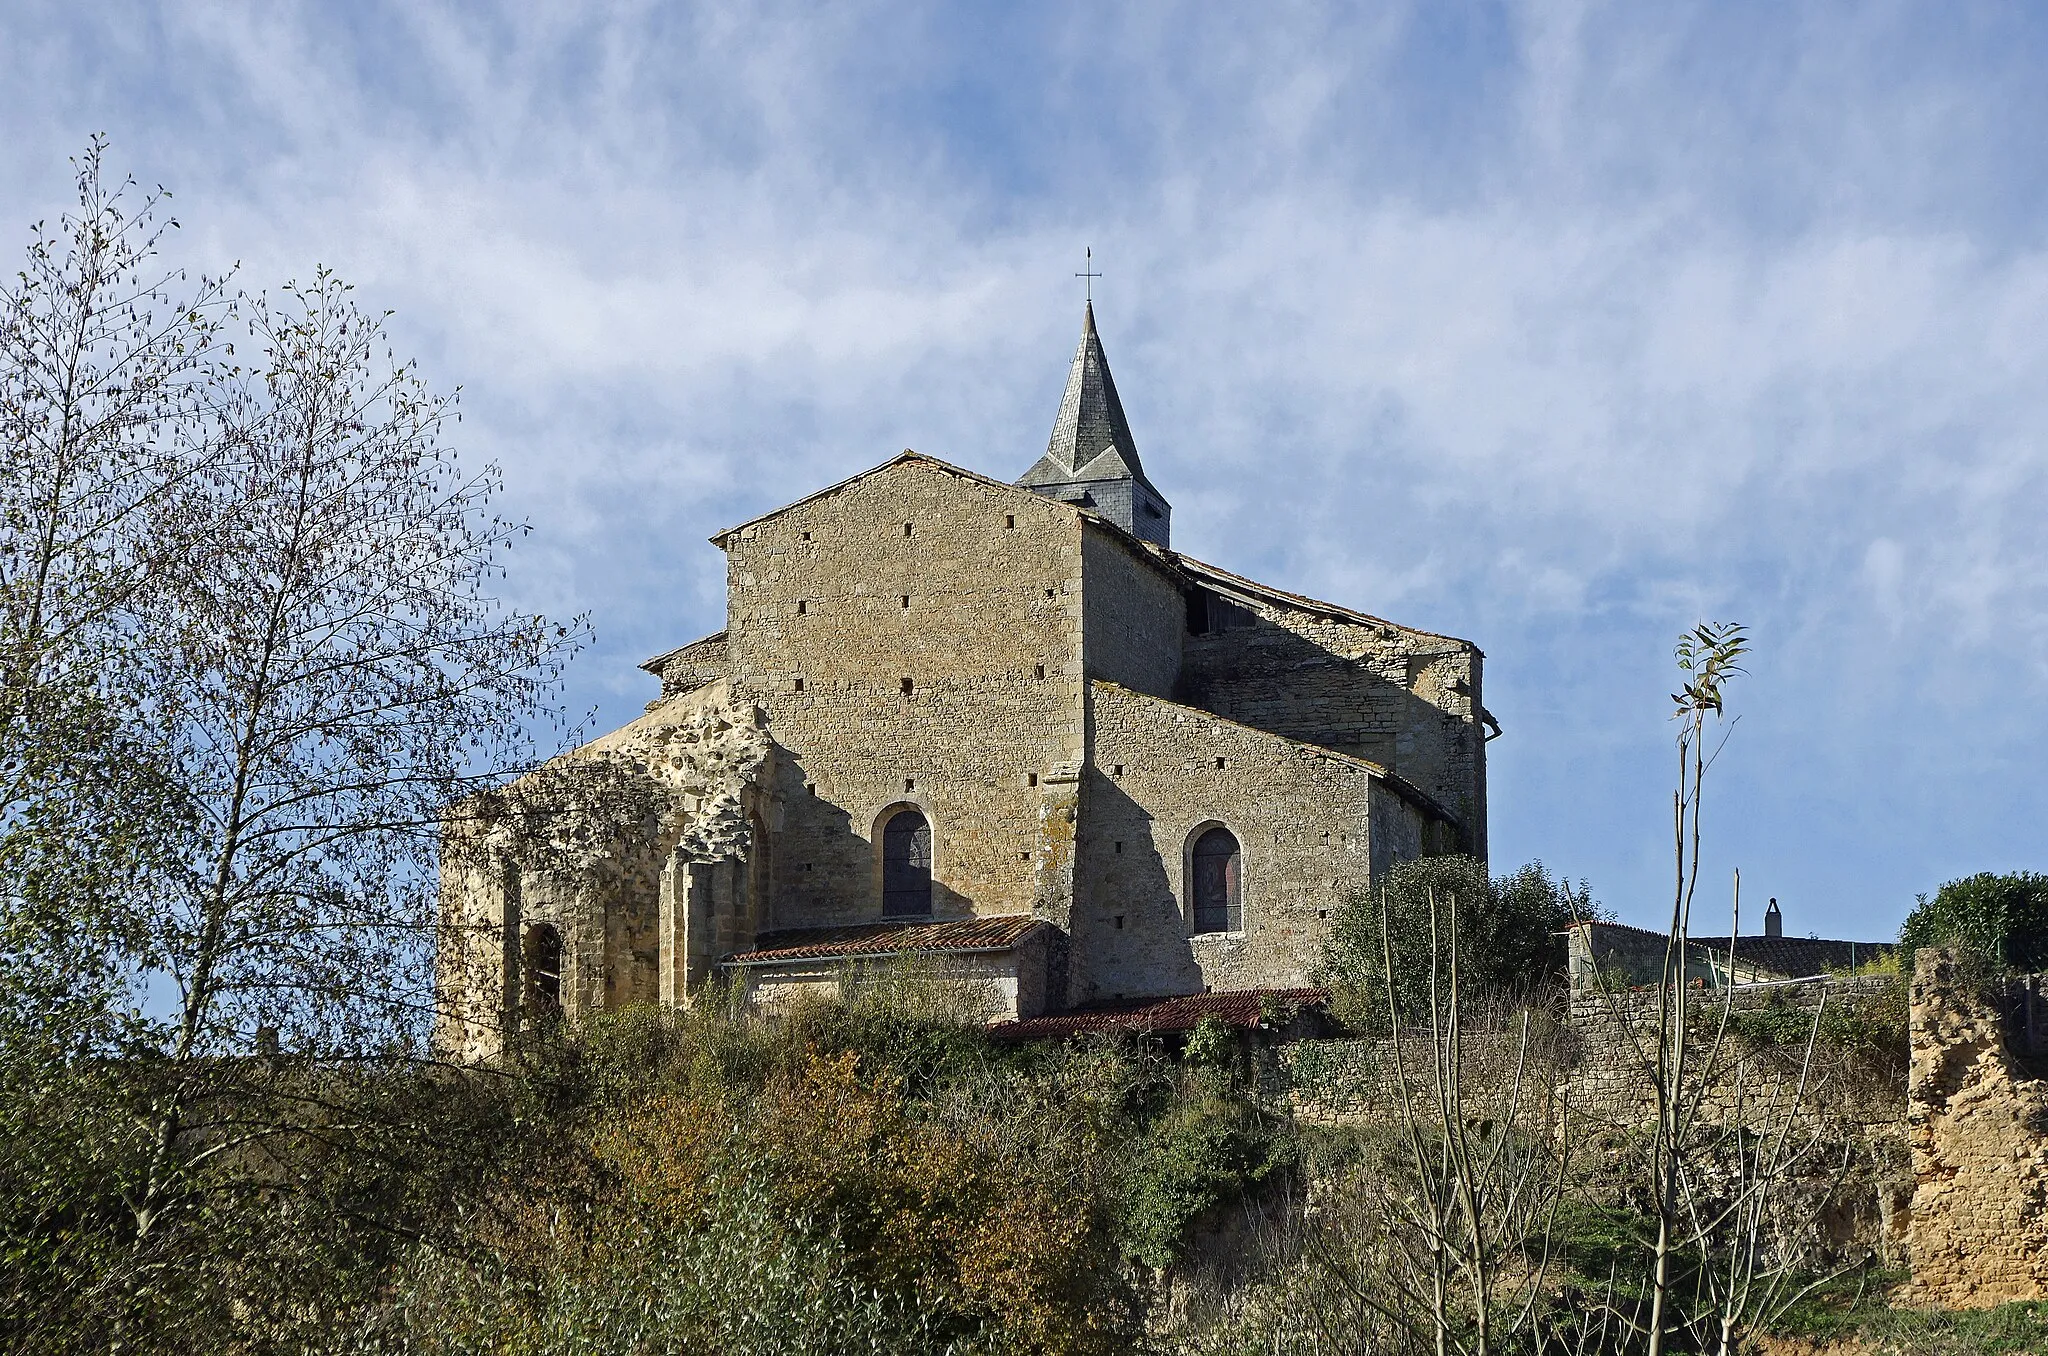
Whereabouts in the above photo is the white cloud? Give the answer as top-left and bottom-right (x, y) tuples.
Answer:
(6, 0), (2048, 934)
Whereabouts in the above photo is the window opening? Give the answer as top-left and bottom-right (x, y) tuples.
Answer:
(796, 599), (807, 614)
(882, 810), (933, 917)
(1187, 588), (1260, 635)
(522, 923), (562, 1015)
(901, 676), (913, 695)
(1005, 514), (1015, 529)
(1034, 664), (1045, 679)
(901, 595), (910, 609)
(1191, 827), (1243, 934)
(793, 677), (804, 692)
(904, 522), (913, 537)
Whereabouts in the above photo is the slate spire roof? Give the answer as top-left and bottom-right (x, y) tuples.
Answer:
(1021, 301), (1154, 488)
(1017, 302), (1172, 546)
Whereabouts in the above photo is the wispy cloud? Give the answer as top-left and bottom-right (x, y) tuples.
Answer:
(7, 0), (2047, 935)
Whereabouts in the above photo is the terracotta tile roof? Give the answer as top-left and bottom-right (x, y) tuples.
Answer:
(723, 914), (1047, 966)
(988, 987), (1328, 1040)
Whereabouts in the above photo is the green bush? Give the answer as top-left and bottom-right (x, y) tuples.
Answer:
(1321, 856), (1595, 1032)
(361, 1173), (945, 1356)
(1900, 871), (2048, 971)
(1118, 1094), (1289, 1270)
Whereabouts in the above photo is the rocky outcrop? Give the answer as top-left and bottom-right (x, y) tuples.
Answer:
(1904, 948), (2048, 1307)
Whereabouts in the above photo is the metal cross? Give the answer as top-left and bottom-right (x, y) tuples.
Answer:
(1076, 246), (1101, 302)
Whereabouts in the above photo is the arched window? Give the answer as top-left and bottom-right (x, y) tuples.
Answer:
(882, 809), (933, 917)
(1191, 827), (1242, 934)
(522, 923), (562, 1014)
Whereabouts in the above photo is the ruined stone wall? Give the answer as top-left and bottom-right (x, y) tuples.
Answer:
(721, 458), (1089, 929)
(1176, 601), (1486, 857)
(1079, 680), (1427, 1001)
(1560, 976), (1907, 1132)
(1905, 948), (2048, 1307)
(435, 682), (774, 1053)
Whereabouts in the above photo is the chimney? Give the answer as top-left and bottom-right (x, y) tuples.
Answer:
(1764, 897), (1782, 939)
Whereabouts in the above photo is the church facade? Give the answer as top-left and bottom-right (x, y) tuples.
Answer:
(438, 305), (1491, 1057)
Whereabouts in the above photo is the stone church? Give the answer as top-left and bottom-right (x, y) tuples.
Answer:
(439, 304), (1492, 1057)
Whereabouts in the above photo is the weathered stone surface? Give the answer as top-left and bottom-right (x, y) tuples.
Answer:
(1904, 948), (2048, 1307)
(439, 442), (1487, 1054)
(1081, 680), (1428, 1000)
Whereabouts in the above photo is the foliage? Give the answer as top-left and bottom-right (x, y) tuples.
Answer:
(1766, 1270), (2048, 1356)
(0, 142), (586, 1350)
(1899, 870), (2048, 972)
(1321, 854), (1594, 1032)
(1182, 1014), (1238, 1069)
(0, 137), (225, 1073)
(1119, 1090), (1289, 1270)
(1725, 979), (1910, 1088)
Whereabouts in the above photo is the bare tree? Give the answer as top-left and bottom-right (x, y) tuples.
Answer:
(1639, 621), (1749, 1356)
(0, 137), (235, 1051)
(1368, 887), (1571, 1356)
(122, 269), (584, 1248)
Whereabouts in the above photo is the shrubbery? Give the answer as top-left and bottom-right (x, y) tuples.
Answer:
(1319, 855), (1596, 1032)
(1900, 870), (2048, 971)
(4, 972), (1318, 1353)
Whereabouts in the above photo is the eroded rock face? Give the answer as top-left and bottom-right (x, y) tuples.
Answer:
(1904, 948), (2048, 1307)
(482, 683), (773, 880)
(598, 690), (773, 863)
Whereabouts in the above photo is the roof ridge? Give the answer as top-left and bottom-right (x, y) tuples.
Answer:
(710, 450), (1082, 545)
(1170, 552), (1477, 650)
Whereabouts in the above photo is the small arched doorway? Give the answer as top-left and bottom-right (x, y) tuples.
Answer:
(1190, 826), (1242, 934)
(882, 809), (933, 917)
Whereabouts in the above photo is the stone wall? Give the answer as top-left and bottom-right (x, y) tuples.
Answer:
(649, 630), (728, 701)
(1258, 1030), (1558, 1129)
(1904, 948), (2048, 1307)
(434, 682), (773, 1057)
(1079, 680), (1433, 1001)
(1175, 589), (1486, 856)
(739, 929), (1054, 1021)
(1259, 977), (1908, 1139)
(1080, 524), (1183, 700)
(1560, 975), (1907, 1134)
(720, 457), (1089, 928)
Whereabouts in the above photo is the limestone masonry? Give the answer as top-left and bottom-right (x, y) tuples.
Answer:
(439, 304), (1491, 1057)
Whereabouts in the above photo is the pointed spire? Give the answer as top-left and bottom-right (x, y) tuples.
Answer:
(1042, 301), (1145, 480)
(1018, 302), (1172, 547)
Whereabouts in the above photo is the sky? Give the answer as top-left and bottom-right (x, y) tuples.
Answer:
(5, 1), (2047, 940)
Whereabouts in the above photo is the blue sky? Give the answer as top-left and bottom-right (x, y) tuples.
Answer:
(7, 1), (2048, 939)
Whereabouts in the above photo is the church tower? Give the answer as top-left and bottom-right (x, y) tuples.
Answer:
(1016, 302), (1172, 547)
